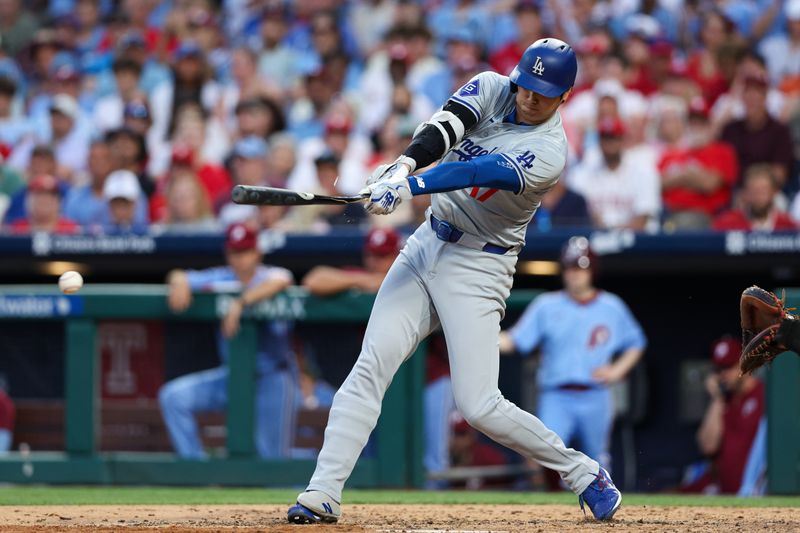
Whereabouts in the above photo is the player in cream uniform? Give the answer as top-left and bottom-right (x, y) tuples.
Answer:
(289, 39), (622, 524)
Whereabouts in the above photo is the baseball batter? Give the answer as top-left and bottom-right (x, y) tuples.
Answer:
(288, 38), (621, 524)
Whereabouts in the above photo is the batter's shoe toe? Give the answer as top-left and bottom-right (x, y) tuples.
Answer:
(287, 490), (341, 524)
(578, 467), (622, 521)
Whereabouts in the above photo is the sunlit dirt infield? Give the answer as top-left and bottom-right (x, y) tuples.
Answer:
(1, 503), (799, 532)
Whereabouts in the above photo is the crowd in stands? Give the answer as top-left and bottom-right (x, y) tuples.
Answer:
(1, 0), (800, 235)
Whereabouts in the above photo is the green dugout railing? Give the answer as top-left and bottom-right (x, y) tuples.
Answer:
(0, 284), (542, 486)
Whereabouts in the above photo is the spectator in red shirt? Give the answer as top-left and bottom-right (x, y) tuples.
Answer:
(0, 389), (14, 453)
(570, 35), (610, 95)
(713, 164), (796, 232)
(489, 1), (543, 77)
(686, 337), (764, 494)
(7, 174), (78, 234)
(658, 97), (738, 230)
(685, 10), (735, 107)
(449, 414), (512, 489)
(719, 73), (794, 188)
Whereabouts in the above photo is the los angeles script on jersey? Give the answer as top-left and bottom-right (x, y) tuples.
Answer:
(452, 138), (497, 162)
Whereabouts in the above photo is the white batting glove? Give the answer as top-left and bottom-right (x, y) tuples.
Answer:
(365, 155), (416, 186)
(359, 174), (413, 215)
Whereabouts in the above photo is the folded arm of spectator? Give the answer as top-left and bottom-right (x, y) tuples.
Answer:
(302, 266), (383, 296)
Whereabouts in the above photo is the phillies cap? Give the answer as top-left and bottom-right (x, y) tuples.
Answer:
(28, 174), (61, 195)
(711, 336), (742, 369)
(364, 227), (400, 256)
(324, 115), (352, 135)
(225, 223), (258, 251)
(597, 117), (626, 137)
(103, 169), (141, 201)
(688, 96), (710, 120)
(171, 144), (194, 166)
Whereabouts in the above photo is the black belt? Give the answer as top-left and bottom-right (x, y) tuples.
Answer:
(429, 214), (511, 255)
(557, 384), (594, 392)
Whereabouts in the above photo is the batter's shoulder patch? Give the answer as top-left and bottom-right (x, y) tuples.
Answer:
(458, 79), (480, 97)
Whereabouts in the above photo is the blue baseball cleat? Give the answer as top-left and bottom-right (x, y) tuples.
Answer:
(578, 467), (622, 521)
(287, 490), (341, 524)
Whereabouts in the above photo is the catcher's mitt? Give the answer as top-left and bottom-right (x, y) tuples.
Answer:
(739, 286), (799, 375)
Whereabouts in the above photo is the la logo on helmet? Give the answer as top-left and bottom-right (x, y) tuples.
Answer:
(531, 56), (545, 76)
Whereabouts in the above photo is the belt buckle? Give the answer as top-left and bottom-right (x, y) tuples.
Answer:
(435, 220), (454, 241)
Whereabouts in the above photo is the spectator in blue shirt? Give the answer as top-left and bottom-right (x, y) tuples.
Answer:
(101, 169), (149, 235)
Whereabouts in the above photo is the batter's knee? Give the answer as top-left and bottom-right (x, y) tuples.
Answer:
(454, 391), (502, 432)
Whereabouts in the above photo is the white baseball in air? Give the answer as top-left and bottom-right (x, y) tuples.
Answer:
(58, 271), (84, 294)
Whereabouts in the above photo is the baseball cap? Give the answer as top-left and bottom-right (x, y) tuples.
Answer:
(560, 236), (596, 270)
(324, 115), (352, 135)
(189, 11), (217, 28)
(744, 72), (769, 90)
(233, 136), (269, 160)
(314, 149), (340, 167)
(235, 97), (269, 115)
(446, 27), (478, 45)
(174, 41), (203, 61)
(171, 144), (194, 166)
(514, 0), (542, 13)
(225, 223), (258, 251)
(49, 94), (79, 120)
(711, 336), (742, 369)
(103, 169), (141, 201)
(787, 0), (800, 21)
(576, 35), (610, 56)
(597, 117), (626, 138)
(124, 101), (150, 121)
(688, 96), (710, 120)
(364, 227), (400, 256)
(649, 38), (674, 58)
(117, 31), (146, 51)
(49, 51), (81, 81)
(28, 174), (61, 195)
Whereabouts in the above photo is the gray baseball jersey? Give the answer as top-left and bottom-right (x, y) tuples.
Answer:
(433, 71), (568, 250)
(303, 70), (600, 508)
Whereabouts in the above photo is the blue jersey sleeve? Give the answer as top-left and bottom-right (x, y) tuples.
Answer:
(185, 267), (239, 291)
(613, 298), (647, 352)
(407, 154), (523, 196)
(509, 296), (546, 354)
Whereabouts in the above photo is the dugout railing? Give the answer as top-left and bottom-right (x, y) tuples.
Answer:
(0, 285), (540, 487)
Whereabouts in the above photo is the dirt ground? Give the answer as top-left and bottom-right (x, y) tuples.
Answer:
(0, 504), (798, 533)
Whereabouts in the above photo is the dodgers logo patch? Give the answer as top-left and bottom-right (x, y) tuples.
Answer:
(458, 79), (480, 96)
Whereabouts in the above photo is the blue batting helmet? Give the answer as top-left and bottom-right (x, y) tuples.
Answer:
(510, 38), (577, 97)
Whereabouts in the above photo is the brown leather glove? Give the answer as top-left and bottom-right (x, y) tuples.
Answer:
(739, 286), (799, 375)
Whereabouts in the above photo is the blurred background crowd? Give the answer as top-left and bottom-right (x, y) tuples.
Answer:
(1, 0), (800, 236)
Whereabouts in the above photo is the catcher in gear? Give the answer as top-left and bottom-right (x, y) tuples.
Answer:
(739, 286), (800, 375)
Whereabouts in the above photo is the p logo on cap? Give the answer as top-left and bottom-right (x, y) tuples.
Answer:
(711, 336), (741, 369)
(225, 223), (258, 251)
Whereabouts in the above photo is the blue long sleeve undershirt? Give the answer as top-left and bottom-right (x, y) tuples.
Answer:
(406, 154), (524, 196)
